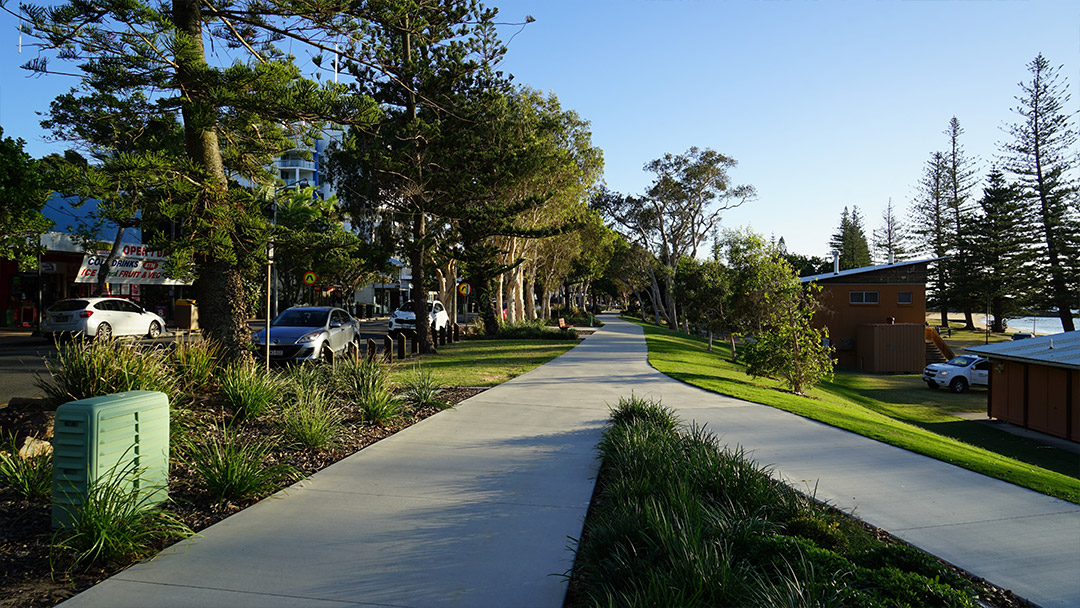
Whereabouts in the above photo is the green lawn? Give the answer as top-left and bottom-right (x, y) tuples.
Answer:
(389, 338), (577, 387)
(629, 318), (1080, 504)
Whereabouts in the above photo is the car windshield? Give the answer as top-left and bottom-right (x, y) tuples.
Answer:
(272, 309), (329, 328)
(945, 355), (979, 367)
(48, 300), (89, 312)
(396, 301), (434, 313)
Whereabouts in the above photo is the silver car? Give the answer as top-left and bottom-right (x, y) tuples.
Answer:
(40, 297), (166, 340)
(252, 306), (360, 363)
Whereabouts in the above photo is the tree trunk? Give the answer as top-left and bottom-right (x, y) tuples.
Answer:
(94, 226), (127, 296)
(663, 273), (678, 329)
(646, 268), (667, 323)
(524, 268), (537, 321)
(173, 0), (249, 357)
(410, 211), (434, 353)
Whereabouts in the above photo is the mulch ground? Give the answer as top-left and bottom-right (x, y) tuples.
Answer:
(0, 387), (485, 608)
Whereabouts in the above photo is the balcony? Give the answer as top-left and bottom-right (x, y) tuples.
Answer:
(275, 159), (317, 171)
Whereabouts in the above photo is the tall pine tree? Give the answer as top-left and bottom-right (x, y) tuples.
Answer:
(21, 0), (378, 356)
(871, 198), (910, 265)
(829, 206), (871, 270)
(943, 117), (981, 329)
(1001, 53), (1079, 332)
(910, 151), (952, 327)
(965, 168), (1037, 333)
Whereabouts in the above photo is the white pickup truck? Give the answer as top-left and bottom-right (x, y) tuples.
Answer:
(922, 354), (989, 393)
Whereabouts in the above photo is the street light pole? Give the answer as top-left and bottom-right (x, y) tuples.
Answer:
(266, 240), (273, 371)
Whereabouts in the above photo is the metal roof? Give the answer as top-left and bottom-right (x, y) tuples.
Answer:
(965, 331), (1080, 370)
(800, 257), (944, 284)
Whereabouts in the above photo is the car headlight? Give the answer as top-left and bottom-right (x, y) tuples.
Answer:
(298, 331), (325, 344)
(938, 371), (949, 376)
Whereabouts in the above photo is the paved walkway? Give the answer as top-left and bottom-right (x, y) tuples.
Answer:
(60, 315), (1080, 608)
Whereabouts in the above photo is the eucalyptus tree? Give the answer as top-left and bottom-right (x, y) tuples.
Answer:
(18, 0), (378, 356)
(442, 88), (603, 335)
(597, 147), (755, 329)
(1001, 53), (1079, 332)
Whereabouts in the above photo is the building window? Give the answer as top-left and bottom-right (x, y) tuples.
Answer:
(849, 291), (879, 304)
(898, 291), (913, 305)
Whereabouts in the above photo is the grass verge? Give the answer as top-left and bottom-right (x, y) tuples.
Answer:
(628, 318), (1080, 504)
(397, 339), (576, 387)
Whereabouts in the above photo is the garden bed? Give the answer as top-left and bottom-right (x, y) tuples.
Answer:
(563, 395), (1038, 608)
(0, 376), (484, 608)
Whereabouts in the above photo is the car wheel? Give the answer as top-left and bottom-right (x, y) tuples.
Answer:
(949, 377), (968, 394)
(147, 321), (162, 339)
(95, 322), (113, 341)
(926, 380), (938, 390)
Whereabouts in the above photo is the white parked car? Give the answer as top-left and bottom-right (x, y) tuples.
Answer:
(41, 297), (166, 340)
(922, 355), (989, 393)
(388, 300), (450, 333)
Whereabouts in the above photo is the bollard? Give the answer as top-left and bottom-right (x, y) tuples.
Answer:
(397, 332), (406, 360)
(408, 329), (419, 354)
(453, 323), (460, 342)
(367, 338), (377, 360)
(383, 334), (394, 362)
(439, 325), (447, 346)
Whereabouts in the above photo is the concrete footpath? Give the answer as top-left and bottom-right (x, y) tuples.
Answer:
(60, 315), (1080, 608)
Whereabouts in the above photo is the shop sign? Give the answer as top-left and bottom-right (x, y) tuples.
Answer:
(74, 244), (190, 285)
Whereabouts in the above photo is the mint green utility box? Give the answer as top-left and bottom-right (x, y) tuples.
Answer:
(52, 390), (170, 528)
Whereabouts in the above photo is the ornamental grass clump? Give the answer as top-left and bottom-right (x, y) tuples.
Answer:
(569, 396), (978, 607)
(0, 432), (53, 501)
(217, 361), (283, 420)
(169, 338), (223, 395)
(280, 368), (343, 450)
(399, 363), (450, 411)
(38, 338), (180, 404)
(181, 425), (301, 502)
(50, 461), (192, 571)
(333, 356), (401, 424)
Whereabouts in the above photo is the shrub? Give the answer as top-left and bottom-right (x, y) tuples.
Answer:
(399, 364), (450, 410)
(38, 338), (180, 404)
(181, 426), (301, 502)
(497, 319), (577, 340)
(218, 361), (283, 420)
(0, 432), (53, 501)
(50, 461), (192, 570)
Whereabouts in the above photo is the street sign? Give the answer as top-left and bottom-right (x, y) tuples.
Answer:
(458, 282), (471, 296)
(302, 271), (317, 286)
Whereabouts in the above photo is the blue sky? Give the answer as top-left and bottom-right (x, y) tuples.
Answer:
(3, 0), (1078, 258)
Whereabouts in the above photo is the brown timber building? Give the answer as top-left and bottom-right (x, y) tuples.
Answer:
(967, 332), (1079, 443)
